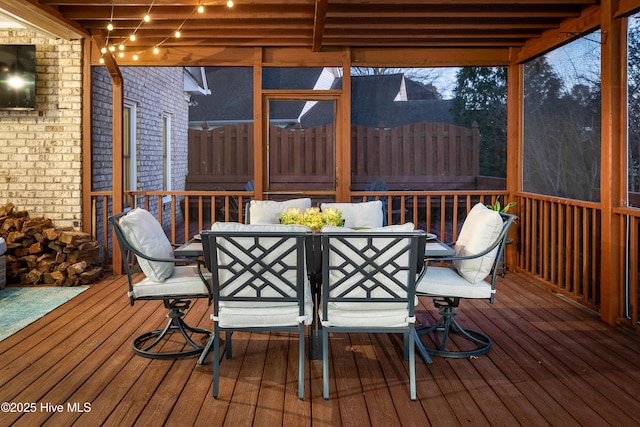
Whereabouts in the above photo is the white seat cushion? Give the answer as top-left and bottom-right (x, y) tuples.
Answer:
(319, 305), (411, 328)
(320, 222), (414, 233)
(248, 198), (312, 224)
(131, 265), (210, 298)
(454, 203), (503, 283)
(218, 301), (313, 328)
(119, 208), (174, 282)
(209, 222), (313, 327)
(320, 201), (383, 228)
(416, 266), (494, 299)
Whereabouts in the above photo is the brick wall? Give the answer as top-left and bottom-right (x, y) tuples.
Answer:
(91, 66), (189, 194)
(0, 30), (83, 228)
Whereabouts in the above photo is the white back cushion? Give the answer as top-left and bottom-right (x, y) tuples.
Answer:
(119, 208), (174, 281)
(453, 203), (503, 283)
(320, 201), (383, 228)
(248, 198), (312, 224)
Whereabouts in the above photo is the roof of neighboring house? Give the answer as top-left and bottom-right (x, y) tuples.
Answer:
(189, 67), (254, 124)
(189, 69), (453, 129)
(189, 67), (324, 127)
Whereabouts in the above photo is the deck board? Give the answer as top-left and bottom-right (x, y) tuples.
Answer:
(2, 272), (640, 426)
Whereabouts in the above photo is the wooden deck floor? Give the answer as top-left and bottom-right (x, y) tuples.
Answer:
(2, 272), (640, 426)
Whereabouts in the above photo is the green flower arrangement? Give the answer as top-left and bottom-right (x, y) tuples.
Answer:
(279, 207), (343, 230)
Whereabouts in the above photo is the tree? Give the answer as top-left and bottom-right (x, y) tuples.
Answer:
(628, 19), (640, 194)
(522, 55), (601, 201)
(451, 67), (508, 177)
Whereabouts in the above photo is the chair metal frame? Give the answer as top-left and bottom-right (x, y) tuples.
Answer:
(200, 229), (312, 399)
(319, 230), (425, 401)
(110, 212), (211, 360)
(415, 212), (516, 359)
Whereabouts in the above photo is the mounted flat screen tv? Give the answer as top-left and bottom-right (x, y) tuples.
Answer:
(0, 45), (36, 111)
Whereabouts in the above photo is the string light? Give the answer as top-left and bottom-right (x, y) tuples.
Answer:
(100, 1), (236, 63)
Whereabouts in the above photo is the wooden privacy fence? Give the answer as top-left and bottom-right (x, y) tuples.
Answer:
(186, 122), (481, 191)
(186, 123), (254, 191)
(351, 122), (480, 190)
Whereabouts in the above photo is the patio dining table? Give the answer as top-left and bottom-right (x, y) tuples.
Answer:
(174, 232), (455, 362)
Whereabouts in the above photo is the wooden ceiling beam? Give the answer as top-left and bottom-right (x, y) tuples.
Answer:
(0, 0), (88, 39)
(58, 5), (314, 20)
(78, 18), (312, 31)
(312, 0), (328, 52)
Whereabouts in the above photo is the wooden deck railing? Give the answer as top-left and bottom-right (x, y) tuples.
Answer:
(515, 193), (602, 312)
(90, 189), (506, 269)
(90, 189), (640, 328)
(613, 205), (640, 333)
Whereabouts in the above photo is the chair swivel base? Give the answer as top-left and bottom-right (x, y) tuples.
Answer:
(416, 297), (492, 360)
(133, 300), (211, 360)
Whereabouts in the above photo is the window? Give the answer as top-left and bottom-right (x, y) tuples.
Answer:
(522, 33), (601, 201)
(349, 67), (507, 191)
(628, 15), (640, 207)
(162, 113), (172, 192)
(123, 99), (137, 207)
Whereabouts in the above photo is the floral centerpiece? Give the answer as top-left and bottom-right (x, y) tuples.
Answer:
(279, 207), (343, 230)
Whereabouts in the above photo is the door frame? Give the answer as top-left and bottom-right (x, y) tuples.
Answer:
(257, 90), (346, 201)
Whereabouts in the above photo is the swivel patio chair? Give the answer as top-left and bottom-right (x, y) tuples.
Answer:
(110, 208), (211, 359)
(319, 224), (425, 400)
(200, 222), (313, 399)
(415, 203), (516, 359)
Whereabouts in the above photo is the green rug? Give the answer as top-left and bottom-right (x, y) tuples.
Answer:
(0, 286), (88, 342)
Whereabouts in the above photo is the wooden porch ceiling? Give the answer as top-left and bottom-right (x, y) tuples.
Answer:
(25, 0), (598, 55)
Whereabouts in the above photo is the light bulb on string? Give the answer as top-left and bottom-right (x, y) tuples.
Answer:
(144, 14), (150, 22)
(119, 52), (124, 58)
(133, 54), (139, 61)
(107, 23), (114, 32)
(198, 5), (204, 13)
(109, 45), (116, 52)
(227, 0), (233, 7)
(99, 57), (105, 64)
(130, 34), (136, 41)
(153, 47), (160, 54)
(175, 30), (181, 38)
(101, 47), (107, 54)
(119, 44), (125, 51)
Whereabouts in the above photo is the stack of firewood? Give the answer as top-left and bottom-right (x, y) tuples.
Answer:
(0, 203), (103, 286)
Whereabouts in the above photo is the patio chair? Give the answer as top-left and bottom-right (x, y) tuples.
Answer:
(415, 203), (516, 359)
(200, 222), (314, 399)
(109, 208), (211, 359)
(319, 223), (425, 400)
(246, 197), (312, 224)
(320, 200), (384, 228)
